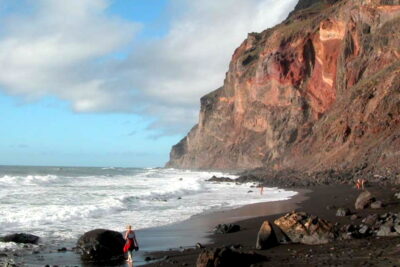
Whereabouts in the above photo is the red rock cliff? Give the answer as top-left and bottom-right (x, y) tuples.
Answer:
(167, 0), (400, 173)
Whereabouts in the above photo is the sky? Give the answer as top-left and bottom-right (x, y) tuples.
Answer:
(0, 0), (297, 167)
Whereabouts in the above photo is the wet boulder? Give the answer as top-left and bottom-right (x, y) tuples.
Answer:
(355, 190), (375, 210)
(213, 224), (240, 234)
(0, 233), (39, 244)
(274, 212), (335, 245)
(207, 176), (235, 183)
(196, 247), (267, 267)
(77, 229), (125, 262)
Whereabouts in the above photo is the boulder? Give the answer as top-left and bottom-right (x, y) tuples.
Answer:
(376, 225), (398, 237)
(394, 224), (400, 234)
(0, 233), (39, 244)
(362, 214), (379, 225)
(256, 221), (278, 249)
(196, 247), (266, 267)
(350, 215), (359, 221)
(207, 176), (235, 183)
(355, 191), (375, 210)
(358, 225), (371, 236)
(213, 224), (240, 234)
(274, 212), (334, 245)
(336, 208), (351, 217)
(370, 201), (383, 209)
(76, 229), (125, 262)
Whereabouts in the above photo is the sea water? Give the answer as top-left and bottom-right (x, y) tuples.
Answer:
(0, 166), (297, 252)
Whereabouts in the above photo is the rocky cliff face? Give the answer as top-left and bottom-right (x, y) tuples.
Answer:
(167, 0), (400, 173)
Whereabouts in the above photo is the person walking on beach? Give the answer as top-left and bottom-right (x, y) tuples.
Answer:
(124, 225), (139, 264)
(356, 179), (366, 190)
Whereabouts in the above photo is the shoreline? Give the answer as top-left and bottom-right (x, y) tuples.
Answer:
(138, 187), (308, 266)
(143, 183), (400, 266)
(5, 182), (400, 266)
(6, 186), (304, 267)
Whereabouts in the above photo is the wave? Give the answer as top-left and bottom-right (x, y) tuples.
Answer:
(0, 174), (61, 186)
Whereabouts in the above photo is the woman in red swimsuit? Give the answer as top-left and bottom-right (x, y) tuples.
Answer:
(124, 225), (139, 263)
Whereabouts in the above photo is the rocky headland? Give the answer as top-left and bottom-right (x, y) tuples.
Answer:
(166, 0), (400, 184)
(153, 0), (400, 266)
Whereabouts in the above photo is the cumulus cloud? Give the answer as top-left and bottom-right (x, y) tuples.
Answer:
(0, 0), (139, 110)
(0, 0), (298, 134)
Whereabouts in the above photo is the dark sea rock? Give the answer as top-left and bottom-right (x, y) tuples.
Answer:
(214, 224), (241, 234)
(196, 243), (205, 249)
(0, 233), (39, 244)
(76, 229), (125, 262)
(274, 212), (334, 245)
(355, 191), (375, 210)
(196, 247), (267, 267)
(207, 176), (235, 183)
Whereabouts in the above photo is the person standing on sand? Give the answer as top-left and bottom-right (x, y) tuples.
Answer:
(124, 225), (139, 263)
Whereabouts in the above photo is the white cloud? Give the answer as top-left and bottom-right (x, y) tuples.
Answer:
(0, 0), (139, 108)
(0, 0), (298, 134)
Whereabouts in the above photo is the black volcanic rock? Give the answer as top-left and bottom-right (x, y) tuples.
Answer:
(76, 229), (125, 262)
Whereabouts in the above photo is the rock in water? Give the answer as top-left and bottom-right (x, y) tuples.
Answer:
(256, 221), (277, 249)
(196, 247), (266, 267)
(274, 212), (334, 245)
(0, 233), (39, 244)
(213, 224), (240, 234)
(355, 191), (375, 210)
(76, 229), (125, 262)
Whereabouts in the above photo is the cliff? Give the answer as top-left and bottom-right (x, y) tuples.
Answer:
(166, 0), (400, 174)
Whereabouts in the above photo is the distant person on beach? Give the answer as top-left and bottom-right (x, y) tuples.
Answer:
(123, 225), (139, 263)
(260, 186), (264, 195)
(356, 179), (366, 190)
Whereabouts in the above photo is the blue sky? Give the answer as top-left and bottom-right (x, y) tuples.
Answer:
(0, 0), (297, 167)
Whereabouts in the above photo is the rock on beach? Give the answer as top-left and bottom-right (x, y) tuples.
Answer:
(76, 229), (125, 262)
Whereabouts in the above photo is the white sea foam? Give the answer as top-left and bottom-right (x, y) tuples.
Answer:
(0, 167), (297, 248)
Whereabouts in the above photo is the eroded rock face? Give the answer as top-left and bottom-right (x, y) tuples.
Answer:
(166, 0), (400, 174)
(274, 212), (335, 245)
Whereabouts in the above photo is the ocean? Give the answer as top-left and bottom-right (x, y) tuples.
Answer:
(0, 166), (297, 262)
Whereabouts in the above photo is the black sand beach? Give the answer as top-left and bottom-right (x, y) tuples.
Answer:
(4, 182), (400, 267)
(142, 184), (400, 266)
